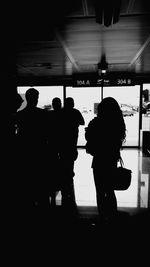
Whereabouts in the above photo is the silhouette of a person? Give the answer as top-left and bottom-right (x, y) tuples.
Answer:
(85, 97), (126, 221)
(8, 92), (24, 178)
(6, 93), (24, 144)
(16, 88), (48, 209)
(60, 97), (85, 207)
(51, 97), (62, 154)
(46, 97), (62, 206)
(4, 92), (24, 223)
(5, 92), (23, 175)
(3, 91), (24, 239)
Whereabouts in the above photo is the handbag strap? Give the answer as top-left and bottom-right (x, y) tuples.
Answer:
(119, 156), (124, 167)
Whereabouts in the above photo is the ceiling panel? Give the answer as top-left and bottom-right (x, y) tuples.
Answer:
(14, 0), (150, 81)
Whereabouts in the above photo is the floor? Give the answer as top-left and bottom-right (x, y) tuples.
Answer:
(15, 148), (150, 260)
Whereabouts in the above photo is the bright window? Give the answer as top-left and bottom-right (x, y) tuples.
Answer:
(17, 86), (63, 111)
(66, 87), (101, 146)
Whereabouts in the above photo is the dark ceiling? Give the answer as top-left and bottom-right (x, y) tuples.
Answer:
(3, 0), (150, 84)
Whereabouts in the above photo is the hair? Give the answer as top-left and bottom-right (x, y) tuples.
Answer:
(97, 97), (126, 144)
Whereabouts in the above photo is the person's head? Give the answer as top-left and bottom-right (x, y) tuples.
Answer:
(97, 97), (126, 142)
(25, 88), (39, 107)
(64, 97), (74, 110)
(52, 97), (62, 111)
(97, 97), (122, 118)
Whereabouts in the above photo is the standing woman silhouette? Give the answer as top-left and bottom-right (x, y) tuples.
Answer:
(85, 97), (126, 221)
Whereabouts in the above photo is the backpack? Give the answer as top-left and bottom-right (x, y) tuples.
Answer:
(85, 119), (98, 156)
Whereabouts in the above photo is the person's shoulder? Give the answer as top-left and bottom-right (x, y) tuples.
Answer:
(73, 108), (82, 115)
(47, 110), (55, 119)
(17, 107), (26, 113)
(36, 107), (44, 111)
(16, 108), (26, 117)
(36, 107), (47, 114)
(74, 108), (80, 112)
(88, 117), (98, 126)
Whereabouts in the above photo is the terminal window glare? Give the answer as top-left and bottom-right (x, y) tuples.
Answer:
(17, 86), (63, 110)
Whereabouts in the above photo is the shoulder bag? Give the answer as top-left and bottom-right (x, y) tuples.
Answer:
(113, 157), (132, 190)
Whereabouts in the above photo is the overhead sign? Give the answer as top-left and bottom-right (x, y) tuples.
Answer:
(72, 76), (135, 87)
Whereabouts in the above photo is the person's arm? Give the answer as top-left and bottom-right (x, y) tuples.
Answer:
(85, 120), (92, 140)
(77, 110), (85, 125)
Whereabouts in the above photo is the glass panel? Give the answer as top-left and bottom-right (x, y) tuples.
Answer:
(66, 87), (101, 146)
(103, 86), (140, 146)
(142, 84), (150, 131)
(17, 86), (63, 111)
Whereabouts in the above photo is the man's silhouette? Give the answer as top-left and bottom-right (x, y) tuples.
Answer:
(4, 92), (24, 231)
(46, 97), (62, 206)
(60, 97), (85, 207)
(16, 88), (48, 209)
